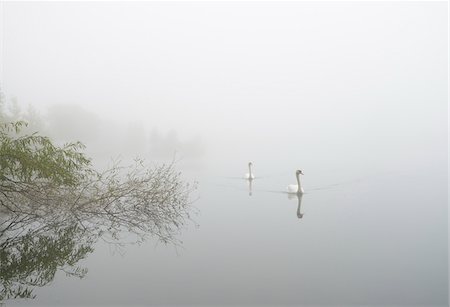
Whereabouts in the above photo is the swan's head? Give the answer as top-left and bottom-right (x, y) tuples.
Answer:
(296, 170), (304, 175)
(248, 162), (253, 167)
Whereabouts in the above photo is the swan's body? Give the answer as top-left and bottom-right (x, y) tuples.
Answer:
(287, 170), (304, 194)
(244, 162), (255, 180)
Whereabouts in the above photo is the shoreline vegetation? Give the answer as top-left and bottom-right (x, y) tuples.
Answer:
(0, 99), (197, 303)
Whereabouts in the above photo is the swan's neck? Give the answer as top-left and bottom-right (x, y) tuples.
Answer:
(248, 165), (253, 177)
(296, 173), (302, 193)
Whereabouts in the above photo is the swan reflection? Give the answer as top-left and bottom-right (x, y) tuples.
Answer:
(287, 192), (304, 219)
(247, 178), (253, 196)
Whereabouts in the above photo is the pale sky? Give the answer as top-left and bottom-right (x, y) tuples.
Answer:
(0, 3), (448, 305)
(0, 1), (447, 162)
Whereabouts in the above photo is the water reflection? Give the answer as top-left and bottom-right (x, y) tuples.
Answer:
(0, 175), (196, 304)
(296, 194), (304, 219)
(287, 193), (304, 219)
(0, 219), (94, 301)
(247, 178), (253, 196)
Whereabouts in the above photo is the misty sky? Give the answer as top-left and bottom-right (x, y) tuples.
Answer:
(0, 3), (448, 305)
(0, 1), (447, 169)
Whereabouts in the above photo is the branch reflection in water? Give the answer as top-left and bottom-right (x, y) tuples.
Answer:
(0, 160), (197, 303)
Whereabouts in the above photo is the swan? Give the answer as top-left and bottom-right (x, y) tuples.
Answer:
(287, 170), (304, 194)
(245, 162), (255, 180)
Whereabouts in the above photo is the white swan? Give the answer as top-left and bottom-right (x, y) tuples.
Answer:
(287, 170), (304, 194)
(245, 162), (255, 180)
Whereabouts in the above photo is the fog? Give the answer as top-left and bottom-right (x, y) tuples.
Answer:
(0, 1), (448, 306)
(2, 2), (447, 166)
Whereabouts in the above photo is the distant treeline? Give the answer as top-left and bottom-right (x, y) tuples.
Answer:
(0, 97), (205, 161)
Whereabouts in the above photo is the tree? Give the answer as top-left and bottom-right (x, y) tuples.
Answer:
(0, 119), (196, 304)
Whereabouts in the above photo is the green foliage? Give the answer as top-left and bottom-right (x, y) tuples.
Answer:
(0, 121), (91, 185)
(0, 107), (196, 304)
(0, 224), (94, 301)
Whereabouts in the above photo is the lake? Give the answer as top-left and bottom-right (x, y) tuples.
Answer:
(3, 145), (447, 306)
(0, 2), (448, 305)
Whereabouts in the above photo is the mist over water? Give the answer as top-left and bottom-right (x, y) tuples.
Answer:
(1, 1), (448, 306)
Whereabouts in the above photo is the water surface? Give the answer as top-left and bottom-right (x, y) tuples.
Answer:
(3, 151), (447, 306)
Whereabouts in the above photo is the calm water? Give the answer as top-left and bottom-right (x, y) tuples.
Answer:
(3, 149), (447, 307)
(1, 1), (448, 306)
